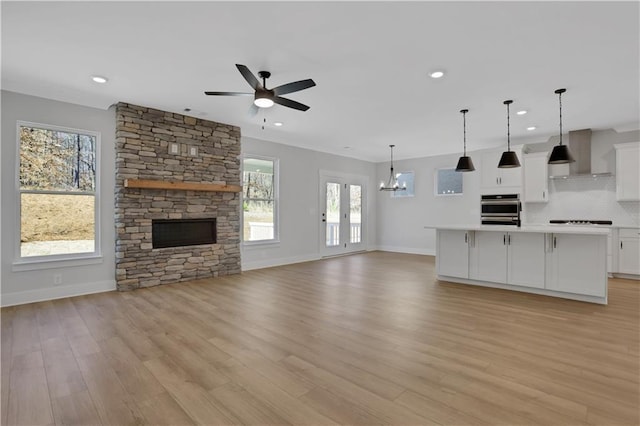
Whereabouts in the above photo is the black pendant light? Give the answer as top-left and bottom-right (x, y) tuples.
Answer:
(455, 109), (475, 172)
(498, 100), (521, 168)
(548, 88), (575, 164)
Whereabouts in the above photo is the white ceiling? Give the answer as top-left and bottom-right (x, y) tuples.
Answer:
(2, 1), (639, 162)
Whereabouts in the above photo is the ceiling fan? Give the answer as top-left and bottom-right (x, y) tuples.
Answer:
(205, 64), (316, 115)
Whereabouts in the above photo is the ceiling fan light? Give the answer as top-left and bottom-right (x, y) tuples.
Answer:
(548, 144), (575, 164)
(498, 150), (521, 168)
(254, 96), (274, 108)
(455, 156), (476, 172)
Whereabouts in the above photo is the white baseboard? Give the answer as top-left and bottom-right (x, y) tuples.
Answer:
(241, 253), (321, 271)
(375, 245), (435, 256)
(1, 280), (116, 307)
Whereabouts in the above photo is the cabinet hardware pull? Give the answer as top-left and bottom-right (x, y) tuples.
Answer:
(621, 241), (623, 249)
(543, 191), (545, 199)
(508, 235), (511, 245)
(503, 235), (506, 245)
(554, 237), (557, 249)
(465, 233), (468, 243)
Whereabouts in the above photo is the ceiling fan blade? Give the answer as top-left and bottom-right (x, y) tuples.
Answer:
(204, 91), (253, 96)
(247, 104), (259, 117)
(272, 79), (316, 96)
(273, 96), (310, 111)
(236, 64), (261, 90)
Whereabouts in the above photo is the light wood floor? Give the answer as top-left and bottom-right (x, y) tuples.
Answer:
(2, 251), (639, 425)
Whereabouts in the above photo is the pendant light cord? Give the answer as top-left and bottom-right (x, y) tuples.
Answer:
(558, 90), (563, 146)
(506, 102), (511, 151)
(463, 111), (467, 155)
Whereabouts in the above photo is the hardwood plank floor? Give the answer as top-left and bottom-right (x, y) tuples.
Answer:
(2, 251), (639, 425)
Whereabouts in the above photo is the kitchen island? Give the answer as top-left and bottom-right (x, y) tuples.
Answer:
(435, 225), (609, 304)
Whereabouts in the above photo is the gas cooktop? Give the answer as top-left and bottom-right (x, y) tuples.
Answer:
(549, 220), (613, 225)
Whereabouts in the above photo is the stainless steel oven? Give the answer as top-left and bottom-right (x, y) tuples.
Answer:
(481, 194), (521, 226)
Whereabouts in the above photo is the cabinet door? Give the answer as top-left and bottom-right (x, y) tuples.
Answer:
(469, 231), (507, 283)
(616, 143), (640, 201)
(500, 162), (523, 187)
(437, 230), (469, 278)
(480, 151), (501, 189)
(546, 234), (607, 297)
(507, 232), (545, 288)
(618, 232), (640, 275)
(523, 153), (549, 203)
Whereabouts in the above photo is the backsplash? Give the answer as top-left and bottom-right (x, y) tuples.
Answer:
(524, 176), (640, 226)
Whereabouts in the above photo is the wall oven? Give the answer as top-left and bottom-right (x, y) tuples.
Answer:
(481, 194), (521, 226)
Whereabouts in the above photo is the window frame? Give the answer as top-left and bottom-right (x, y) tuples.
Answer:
(13, 121), (102, 269)
(434, 167), (464, 196)
(241, 154), (280, 246)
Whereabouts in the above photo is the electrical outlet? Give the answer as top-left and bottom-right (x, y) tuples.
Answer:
(189, 146), (198, 157)
(53, 274), (62, 285)
(169, 143), (179, 155)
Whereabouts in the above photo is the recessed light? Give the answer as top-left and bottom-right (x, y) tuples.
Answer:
(516, 110), (527, 115)
(527, 126), (537, 131)
(91, 75), (108, 84)
(429, 70), (445, 79)
(274, 122), (283, 127)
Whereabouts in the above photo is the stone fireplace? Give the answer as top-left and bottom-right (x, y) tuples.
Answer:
(114, 103), (241, 291)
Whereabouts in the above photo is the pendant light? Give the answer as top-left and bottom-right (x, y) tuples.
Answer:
(498, 100), (521, 168)
(455, 109), (475, 172)
(379, 145), (406, 191)
(548, 88), (575, 164)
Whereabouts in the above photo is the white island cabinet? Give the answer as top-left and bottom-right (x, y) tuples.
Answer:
(435, 226), (609, 304)
(436, 230), (469, 279)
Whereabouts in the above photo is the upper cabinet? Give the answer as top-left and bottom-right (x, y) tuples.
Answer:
(480, 147), (523, 193)
(523, 152), (549, 203)
(614, 142), (640, 201)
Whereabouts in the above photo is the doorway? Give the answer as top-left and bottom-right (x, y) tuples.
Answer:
(319, 172), (367, 257)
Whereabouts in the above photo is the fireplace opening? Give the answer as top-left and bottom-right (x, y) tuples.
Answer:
(152, 218), (216, 249)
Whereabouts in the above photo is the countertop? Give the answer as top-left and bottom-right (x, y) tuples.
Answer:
(428, 225), (611, 235)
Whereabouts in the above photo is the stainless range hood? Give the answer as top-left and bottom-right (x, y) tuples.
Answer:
(549, 129), (613, 179)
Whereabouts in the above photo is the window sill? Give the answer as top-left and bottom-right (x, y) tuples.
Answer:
(12, 254), (104, 272)
(242, 240), (281, 249)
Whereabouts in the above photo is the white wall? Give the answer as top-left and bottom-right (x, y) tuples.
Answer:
(376, 151), (483, 255)
(1, 91), (116, 306)
(241, 136), (377, 270)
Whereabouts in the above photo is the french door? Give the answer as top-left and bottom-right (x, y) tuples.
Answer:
(320, 172), (367, 257)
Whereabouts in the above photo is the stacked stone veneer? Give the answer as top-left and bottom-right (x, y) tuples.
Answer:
(115, 103), (241, 291)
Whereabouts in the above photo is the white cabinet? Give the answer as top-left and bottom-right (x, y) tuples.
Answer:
(437, 230), (469, 278)
(523, 152), (549, 203)
(507, 232), (546, 288)
(614, 142), (640, 201)
(470, 231), (507, 283)
(617, 228), (640, 275)
(546, 233), (607, 297)
(469, 231), (545, 288)
(480, 148), (523, 192)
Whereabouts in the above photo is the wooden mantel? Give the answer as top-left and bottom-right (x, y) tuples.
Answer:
(124, 179), (242, 193)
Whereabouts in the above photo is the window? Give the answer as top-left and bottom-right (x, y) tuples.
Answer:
(391, 171), (415, 197)
(18, 122), (99, 259)
(242, 156), (278, 243)
(436, 168), (463, 195)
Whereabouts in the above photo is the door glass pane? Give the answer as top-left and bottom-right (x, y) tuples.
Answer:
(326, 182), (340, 247)
(350, 185), (362, 244)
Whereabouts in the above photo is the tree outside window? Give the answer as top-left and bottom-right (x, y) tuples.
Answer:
(18, 123), (98, 258)
(242, 157), (278, 242)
